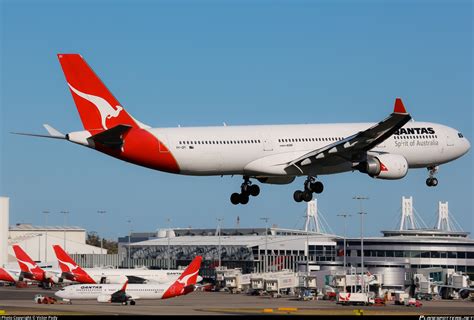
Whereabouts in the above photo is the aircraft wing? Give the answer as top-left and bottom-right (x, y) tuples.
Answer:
(285, 98), (411, 173)
(125, 275), (148, 284)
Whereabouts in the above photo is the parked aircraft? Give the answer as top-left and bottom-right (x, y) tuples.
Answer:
(0, 267), (20, 284)
(12, 245), (63, 288)
(53, 244), (201, 284)
(55, 256), (202, 304)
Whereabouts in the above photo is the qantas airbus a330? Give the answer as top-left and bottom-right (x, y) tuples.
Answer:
(15, 54), (470, 205)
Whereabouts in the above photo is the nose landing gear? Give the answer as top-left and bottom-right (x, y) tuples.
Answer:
(426, 166), (439, 187)
(293, 176), (324, 202)
(230, 177), (260, 205)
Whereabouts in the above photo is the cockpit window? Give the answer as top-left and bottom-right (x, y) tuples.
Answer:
(458, 133), (464, 138)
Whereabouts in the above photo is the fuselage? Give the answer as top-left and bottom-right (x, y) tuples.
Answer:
(55, 283), (168, 300)
(81, 268), (190, 284)
(145, 121), (470, 176)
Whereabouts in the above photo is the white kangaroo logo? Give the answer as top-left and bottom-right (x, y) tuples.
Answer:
(176, 269), (199, 287)
(57, 258), (79, 272)
(17, 258), (38, 273)
(68, 83), (123, 130)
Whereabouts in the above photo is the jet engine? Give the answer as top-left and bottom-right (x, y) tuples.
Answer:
(359, 154), (408, 180)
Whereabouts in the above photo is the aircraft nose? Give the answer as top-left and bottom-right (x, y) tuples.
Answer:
(464, 137), (471, 154)
(55, 290), (63, 298)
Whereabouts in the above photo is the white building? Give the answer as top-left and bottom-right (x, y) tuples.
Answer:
(7, 223), (104, 264)
(0, 196), (103, 266)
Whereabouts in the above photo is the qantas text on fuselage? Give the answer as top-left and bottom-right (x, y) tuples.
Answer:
(14, 54), (471, 205)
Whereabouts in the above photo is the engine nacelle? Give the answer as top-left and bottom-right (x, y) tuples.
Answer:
(257, 176), (295, 185)
(97, 294), (112, 303)
(360, 154), (408, 180)
(44, 271), (59, 283)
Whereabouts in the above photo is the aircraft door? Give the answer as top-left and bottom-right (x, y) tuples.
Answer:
(446, 133), (454, 147)
(261, 134), (273, 151)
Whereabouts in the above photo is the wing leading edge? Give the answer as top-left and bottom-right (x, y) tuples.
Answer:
(286, 98), (412, 173)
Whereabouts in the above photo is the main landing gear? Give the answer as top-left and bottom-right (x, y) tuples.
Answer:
(231, 177), (260, 205)
(426, 166), (439, 187)
(293, 176), (324, 203)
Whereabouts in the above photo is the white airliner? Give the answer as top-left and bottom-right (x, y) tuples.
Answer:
(14, 54), (470, 205)
(53, 245), (201, 285)
(55, 256), (202, 305)
(0, 267), (20, 284)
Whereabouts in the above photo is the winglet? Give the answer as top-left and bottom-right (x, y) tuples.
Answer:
(394, 98), (407, 114)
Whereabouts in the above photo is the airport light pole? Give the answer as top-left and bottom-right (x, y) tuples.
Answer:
(97, 210), (107, 255)
(60, 211), (69, 251)
(337, 213), (352, 273)
(127, 219), (132, 268)
(167, 218), (171, 270)
(42, 210), (50, 263)
(260, 217), (270, 273)
(306, 227), (310, 277)
(216, 218), (224, 268)
(337, 213), (351, 293)
(353, 196), (368, 293)
(37, 233), (42, 262)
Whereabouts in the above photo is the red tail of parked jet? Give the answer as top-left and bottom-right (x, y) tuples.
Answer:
(12, 245), (46, 282)
(53, 245), (96, 284)
(162, 256), (202, 299)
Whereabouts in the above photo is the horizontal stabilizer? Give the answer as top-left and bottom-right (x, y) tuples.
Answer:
(43, 124), (66, 138)
(88, 124), (132, 149)
(11, 124), (66, 140)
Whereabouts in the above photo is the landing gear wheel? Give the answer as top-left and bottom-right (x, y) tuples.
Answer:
(240, 194), (249, 205)
(426, 166), (439, 187)
(426, 177), (439, 187)
(231, 193), (241, 205)
(293, 190), (303, 202)
(302, 190), (313, 202)
(130, 300), (136, 305)
(230, 176), (261, 205)
(294, 176), (323, 202)
(249, 184), (260, 197)
(310, 181), (324, 194)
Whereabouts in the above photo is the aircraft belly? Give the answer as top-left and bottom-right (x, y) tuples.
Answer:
(175, 149), (259, 175)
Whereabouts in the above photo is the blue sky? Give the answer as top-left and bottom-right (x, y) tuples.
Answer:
(1, 0), (472, 240)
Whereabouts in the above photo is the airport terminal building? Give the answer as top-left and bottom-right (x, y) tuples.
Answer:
(115, 197), (474, 284)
